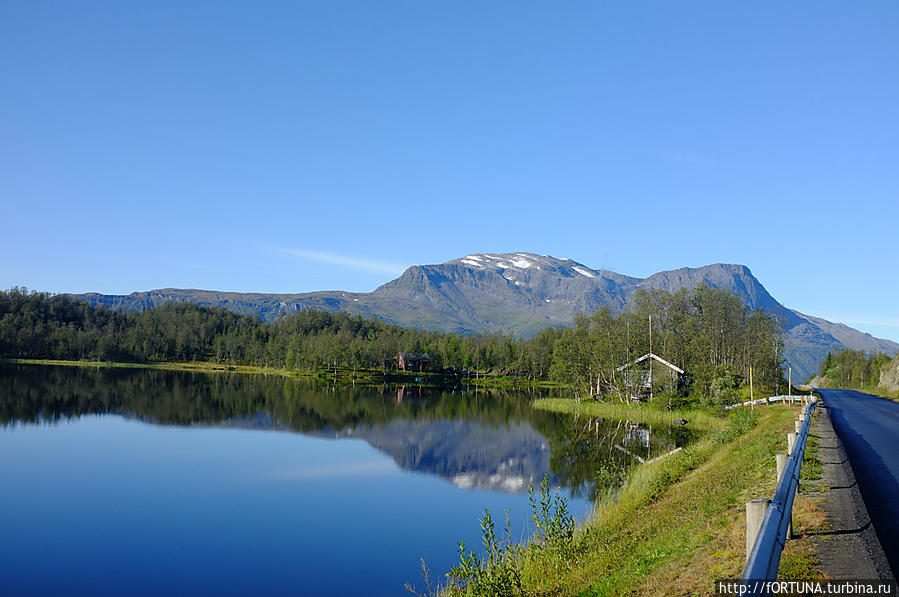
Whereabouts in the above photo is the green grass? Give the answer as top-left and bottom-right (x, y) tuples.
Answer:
(777, 546), (819, 581)
(440, 402), (805, 596)
(855, 383), (899, 400)
(532, 398), (725, 432)
(800, 428), (822, 483)
(459, 375), (562, 390)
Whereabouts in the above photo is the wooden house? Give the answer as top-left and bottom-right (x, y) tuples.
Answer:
(615, 353), (686, 400)
(398, 352), (432, 372)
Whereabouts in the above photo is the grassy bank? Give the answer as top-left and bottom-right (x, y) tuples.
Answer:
(438, 400), (814, 596)
(533, 398), (725, 432)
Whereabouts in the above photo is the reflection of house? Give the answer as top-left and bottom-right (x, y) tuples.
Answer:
(398, 352), (432, 372)
(615, 353), (686, 400)
(624, 424), (651, 448)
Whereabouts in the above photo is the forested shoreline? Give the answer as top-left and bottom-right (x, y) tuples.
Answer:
(0, 286), (784, 404)
(813, 348), (899, 397)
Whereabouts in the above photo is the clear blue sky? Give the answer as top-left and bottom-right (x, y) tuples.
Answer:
(2, 2), (898, 341)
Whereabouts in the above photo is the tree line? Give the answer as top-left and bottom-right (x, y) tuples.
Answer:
(815, 349), (892, 390)
(547, 286), (784, 405)
(0, 286), (785, 403)
(0, 287), (547, 372)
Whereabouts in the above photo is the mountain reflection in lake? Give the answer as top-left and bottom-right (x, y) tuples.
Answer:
(0, 364), (693, 596)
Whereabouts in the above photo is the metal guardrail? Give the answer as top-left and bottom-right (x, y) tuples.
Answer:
(742, 398), (818, 583)
(724, 395), (811, 410)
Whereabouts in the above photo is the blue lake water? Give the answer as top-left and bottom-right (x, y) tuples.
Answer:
(0, 364), (689, 596)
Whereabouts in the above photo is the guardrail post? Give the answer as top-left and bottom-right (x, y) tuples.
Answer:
(794, 420), (801, 434)
(743, 400), (817, 582)
(776, 454), (792, 539)
(746, 498), (771, 563)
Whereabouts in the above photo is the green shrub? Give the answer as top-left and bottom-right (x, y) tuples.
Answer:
(712, 407), (758, 444)
(707, 366), (739, 408)
(448, 510), (523, 597)
(445, 476), (578, 596)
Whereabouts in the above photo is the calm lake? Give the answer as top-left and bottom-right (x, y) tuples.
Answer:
(0, 364), (691, 596)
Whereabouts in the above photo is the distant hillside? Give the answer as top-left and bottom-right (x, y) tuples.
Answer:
(72, 252), (898, 380)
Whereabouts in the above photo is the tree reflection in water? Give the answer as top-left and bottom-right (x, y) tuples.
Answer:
(0, 363), (694, 500)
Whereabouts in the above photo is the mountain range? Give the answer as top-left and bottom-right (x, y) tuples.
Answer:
(74, 252), (898, 381)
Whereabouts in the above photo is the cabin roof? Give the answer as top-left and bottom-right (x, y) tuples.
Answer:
(615, 353), (685, 374)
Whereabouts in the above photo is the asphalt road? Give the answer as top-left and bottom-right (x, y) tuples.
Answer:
(817, 388), (899, 576)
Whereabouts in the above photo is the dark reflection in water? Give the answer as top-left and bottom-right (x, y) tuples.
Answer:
(0, 363), (693, 501)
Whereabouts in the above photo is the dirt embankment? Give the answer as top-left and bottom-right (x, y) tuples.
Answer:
(879, 356), (899, 393)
